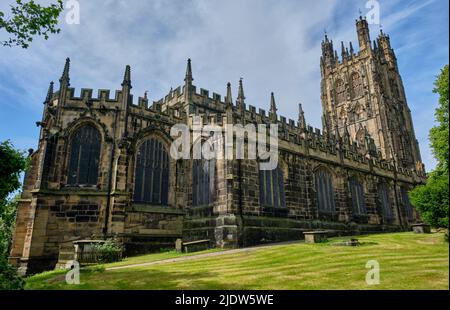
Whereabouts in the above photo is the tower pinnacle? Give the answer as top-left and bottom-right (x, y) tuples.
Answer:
(184, 58), (193, 83)
(226, 82), (233, 108)
(237, 78), (245, 109)
(122, 65), (132, 88)
(59, 58), (70, 85)
(269, 92), (277, 119)
(298, 103), (306, 129)
(44, 81), (54, 104)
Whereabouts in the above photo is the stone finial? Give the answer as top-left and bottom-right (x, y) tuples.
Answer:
(44, 81), (54, 104)
(59, 57), (70, 85)
(349, 41), (354, 56)
(122, 65), (132, 88)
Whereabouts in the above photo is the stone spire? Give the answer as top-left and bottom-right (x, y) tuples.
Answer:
(59, 58), (70, 86)
(44, 81), (54, 104)
(122, 65), (132, 88)
(270, 92), (277, 113)
(298, 103), (306, 129)
(225, 82), (233, 109)
(349, 41), (354, 56)
(184, 59), (194, 116)
(236, 78), (245, 110)
(341, 41), (347, 61)
(184, 58), (193, 83)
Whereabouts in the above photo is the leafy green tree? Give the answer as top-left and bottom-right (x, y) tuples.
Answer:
(0, 140), (28, 207)
(409, 171), (448, 228)
(0, 0), (63, 49)
(0, 141), (28, 290)
(410, 65), (449, 229)
(429, 65), (449, 173)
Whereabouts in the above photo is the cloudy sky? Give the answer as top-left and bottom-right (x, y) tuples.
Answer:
(0, 0), (448, 170)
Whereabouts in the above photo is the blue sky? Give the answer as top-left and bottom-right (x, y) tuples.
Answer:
(0, 0), (448, 171)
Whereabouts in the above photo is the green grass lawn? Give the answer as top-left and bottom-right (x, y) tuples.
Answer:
(25, 232), (449, 290)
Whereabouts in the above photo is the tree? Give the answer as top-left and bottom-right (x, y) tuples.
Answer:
(0, 141), (28, 290)
(0, 0), (63, 49)
(0, 140), (28, 208)
(429, 65), (449, 173)
(410, 65), (449, 229)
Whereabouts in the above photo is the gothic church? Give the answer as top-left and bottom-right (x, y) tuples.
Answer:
(10, 18), (426, 274)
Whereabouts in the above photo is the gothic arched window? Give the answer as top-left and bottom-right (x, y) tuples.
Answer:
(401, 187), (414, 220)
(335, 79), (346, 104)
(315, 168), (336, 213)
(192, 159), (215, 206)
(259, 165), (286, 208)
(349, 177), (367, 215)
(68, 125), (101, 186)
(134, 138), (169, 205)
(351, 72), (364, 98)
(377, 183), (392, 219)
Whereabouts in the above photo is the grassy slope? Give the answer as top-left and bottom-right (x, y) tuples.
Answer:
(25, 232), (449, 290)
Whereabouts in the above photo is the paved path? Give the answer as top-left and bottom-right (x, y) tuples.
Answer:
(107, 240), (302, 271)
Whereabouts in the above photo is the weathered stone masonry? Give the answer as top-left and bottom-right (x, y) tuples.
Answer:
(9, 19), (426, 274)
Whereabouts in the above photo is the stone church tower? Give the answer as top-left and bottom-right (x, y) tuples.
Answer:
(320, 16), (424, 172)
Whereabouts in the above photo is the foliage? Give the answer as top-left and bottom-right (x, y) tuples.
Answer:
(409, 171), (449, 228)
(0, 197), (23, 290)
(0, 257), (24, 290)
(91, 239), (123, 264)
(0, 0), (63, 48)
(410, 65), (449, 228)
(0, 141), (28, 290)
(0, 140), (28, 206)
(429, 65), (449, 173)
(0, 197), (19, 258)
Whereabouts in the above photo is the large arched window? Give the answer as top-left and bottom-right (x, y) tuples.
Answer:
(377, 183), (392, 219)
(315, 169), (336, 213)
(134, 138), (169, 205)
(351, 72), (364, 98)
(192, 159), (215, 206)
(259, 165), (286, 208)
(349, 177), (367, 215)
(335, 79), (347, 104)
(68, 125), (101, 186)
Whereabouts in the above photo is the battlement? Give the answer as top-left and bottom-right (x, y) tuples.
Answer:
(66, 87), (124, 103)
